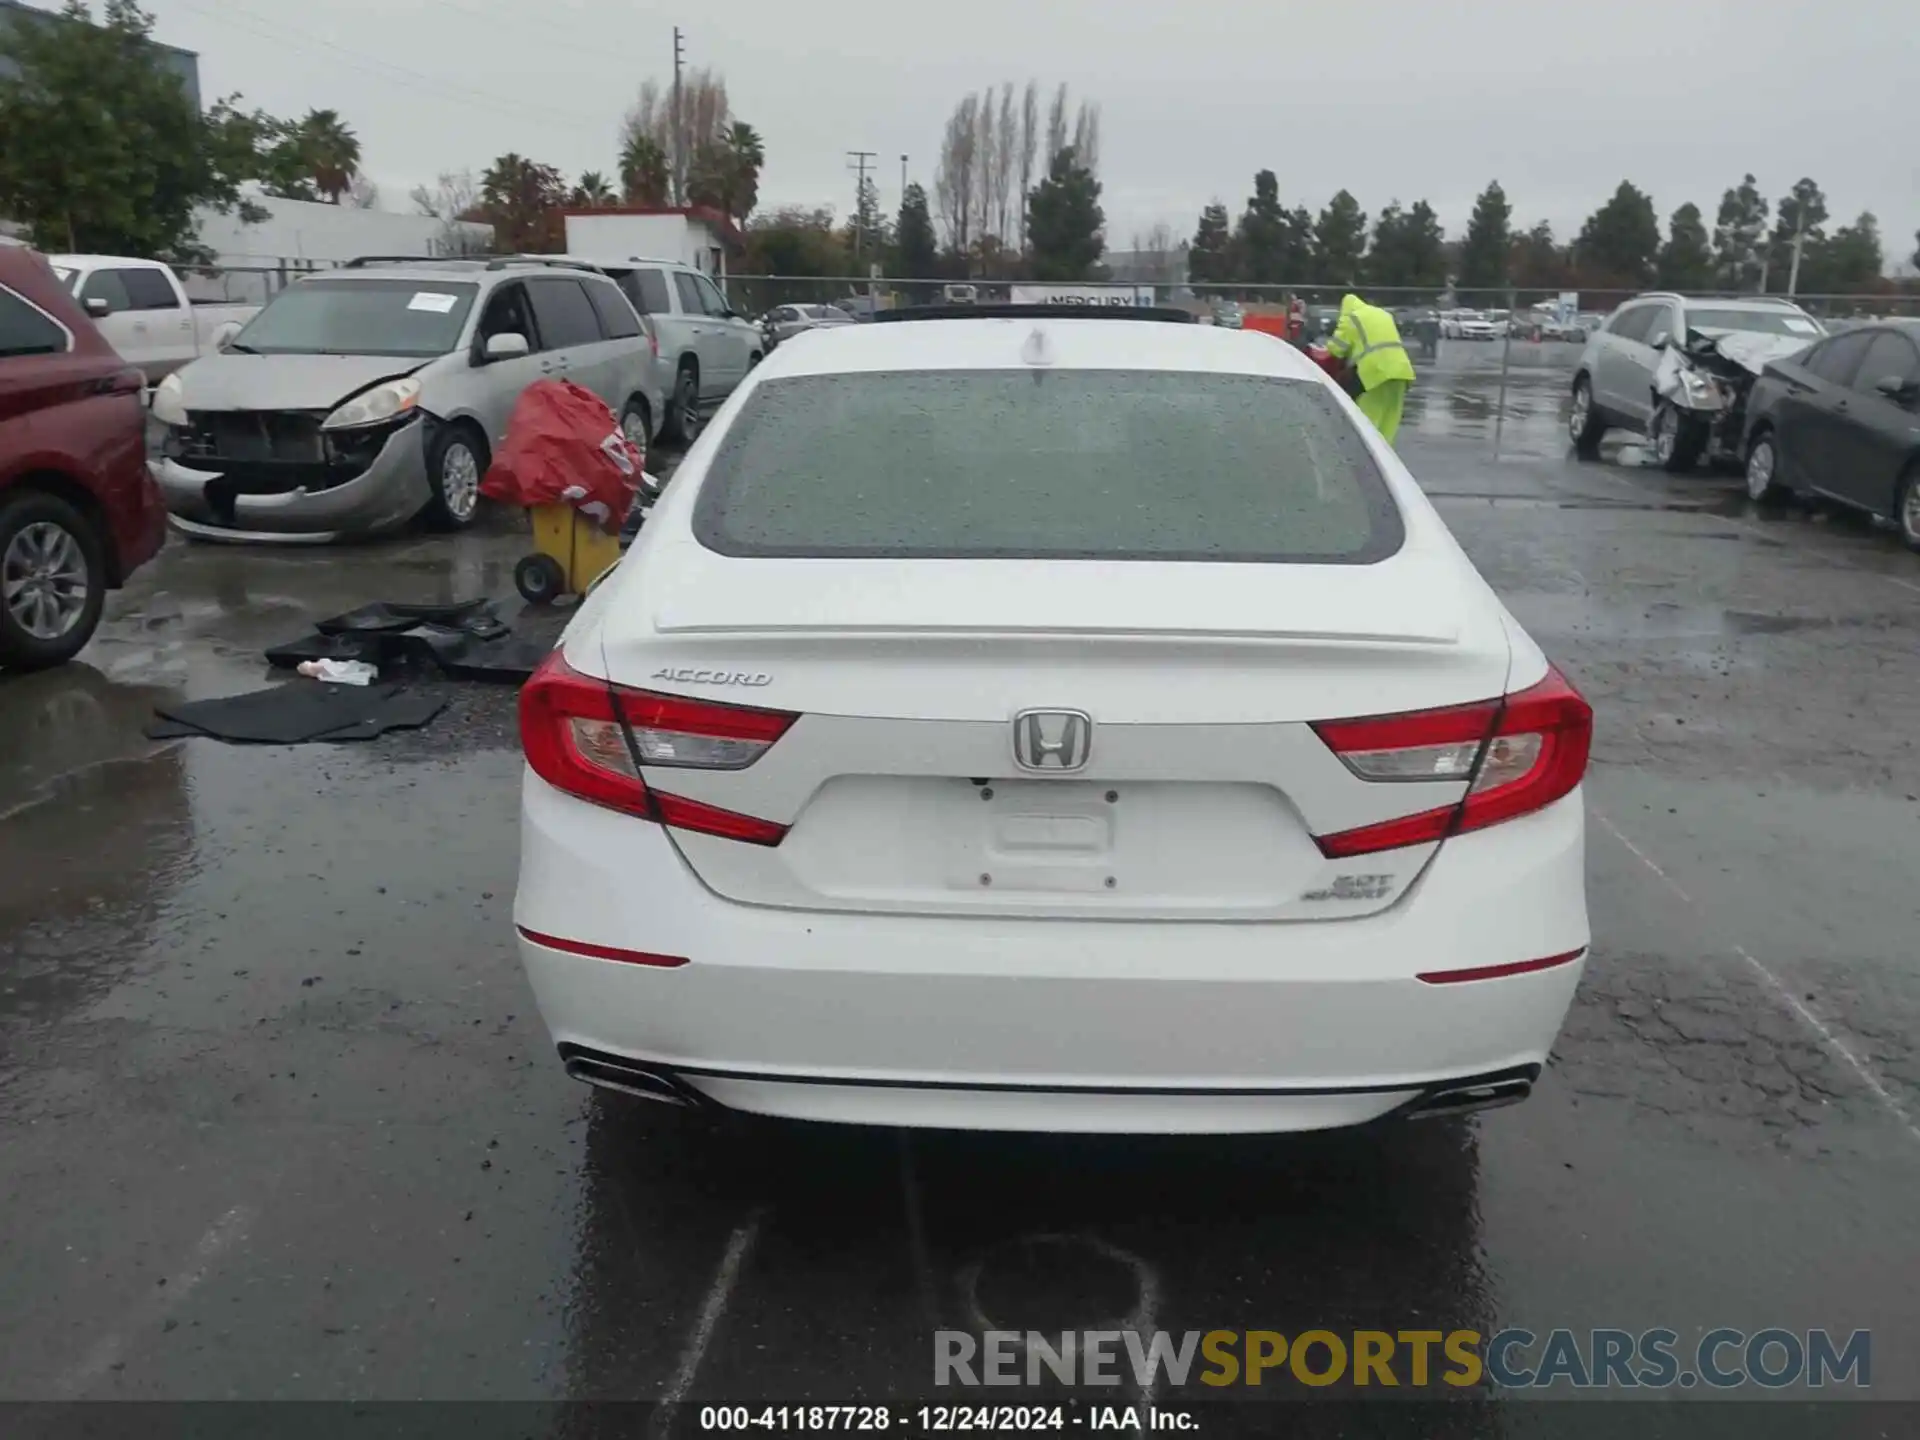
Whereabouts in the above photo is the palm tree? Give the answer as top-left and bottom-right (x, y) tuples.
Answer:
(722, 121), (763, 222)
(571, 170), (615, 208)
(618, 134), (670, 206)
(297, 109), (361, 205)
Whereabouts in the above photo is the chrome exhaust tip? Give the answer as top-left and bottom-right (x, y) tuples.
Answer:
(1405, 1069), (1538, 1120)
(562, 1049), (704, 1108)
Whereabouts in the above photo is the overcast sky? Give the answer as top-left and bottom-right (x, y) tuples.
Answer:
(143, 0), (1917, 265)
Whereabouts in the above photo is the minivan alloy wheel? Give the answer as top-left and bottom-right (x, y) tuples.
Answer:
(440, 441), (480, 521)
(3, 520), (90, 640)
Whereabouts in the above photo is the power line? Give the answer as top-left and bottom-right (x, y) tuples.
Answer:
(173, 0), (609, 128)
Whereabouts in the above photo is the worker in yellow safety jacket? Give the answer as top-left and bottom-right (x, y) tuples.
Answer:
(1324, 293), (1417, 444)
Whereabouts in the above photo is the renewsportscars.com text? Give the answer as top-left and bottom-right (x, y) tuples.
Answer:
(934, 1328), (1871, 1391)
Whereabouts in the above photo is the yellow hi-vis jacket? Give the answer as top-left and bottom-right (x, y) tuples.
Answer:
(1325, 293), (1417, 392)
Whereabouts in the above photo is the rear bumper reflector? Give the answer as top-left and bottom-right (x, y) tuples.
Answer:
(515, 925), (690, 968)
(1415, 948), (1586, 986)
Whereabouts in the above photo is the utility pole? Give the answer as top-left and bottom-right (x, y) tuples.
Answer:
(847, 150), (877, 261)
(1786, 208), (1807, 297)
(900, 154), (908, 202)
(671, 27), (685, 206)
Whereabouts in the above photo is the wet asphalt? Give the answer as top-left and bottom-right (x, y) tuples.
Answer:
(3, 341), (1918, 1432)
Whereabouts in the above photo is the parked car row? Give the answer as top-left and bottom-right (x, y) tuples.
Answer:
(1570, 292), (1920, 549)
(149, 252), (762, 544)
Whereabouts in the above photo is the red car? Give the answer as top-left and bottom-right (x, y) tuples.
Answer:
(0, 246), (165, 669)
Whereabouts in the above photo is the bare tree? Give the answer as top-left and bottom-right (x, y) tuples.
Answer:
(969, 87), (997, 252)
(990, 83), (1017, 245)
(407, 170), (489, 255)
(1046, 84), (1069, 164)
(624, 70), (731, 204)
(934, 93), (980, 254)
(1139, 222), (1179, 284)
(1071, 100), (1101, 178)
(347, 173), (380, 211)
(1017, 80), (1039, 250)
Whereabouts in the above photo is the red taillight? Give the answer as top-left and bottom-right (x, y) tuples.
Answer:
(1417, 948), (1586, 985)
(517, 925), (690, 968)
(1311, 666), (1592, 858)
(518, 650), (796, 845)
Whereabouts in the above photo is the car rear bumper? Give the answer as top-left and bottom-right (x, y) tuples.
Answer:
(154, 419), (429, 540)
(514, 779), (1589, 1134)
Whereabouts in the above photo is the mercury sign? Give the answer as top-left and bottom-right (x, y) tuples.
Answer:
(1010, 284), (1156, 307)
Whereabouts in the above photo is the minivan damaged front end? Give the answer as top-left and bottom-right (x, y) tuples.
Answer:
(153, 363), (436, 542)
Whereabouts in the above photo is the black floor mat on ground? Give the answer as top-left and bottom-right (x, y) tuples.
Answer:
(265, 627), (548, 683)
(146, 681), (446, 744)
(314, 598), (500, 637)
(435, 634), (552, 683)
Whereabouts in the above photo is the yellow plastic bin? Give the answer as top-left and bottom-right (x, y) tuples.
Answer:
(515, 503), (622, 604)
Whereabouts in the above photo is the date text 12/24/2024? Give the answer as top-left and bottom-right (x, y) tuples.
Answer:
(700, 1405), (1196, 1432)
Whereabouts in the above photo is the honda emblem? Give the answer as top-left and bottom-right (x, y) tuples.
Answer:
(1011, 709), (1093, 772)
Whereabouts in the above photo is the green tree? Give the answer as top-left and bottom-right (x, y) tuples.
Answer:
(687, 121), (764, 224)
(297, 108), (359, 203)
(618, 132), (669, 206)
(1311, 189), (1368, 284)
(1574, 181), (1660, 288)
(1234, 170), (1288, 283)
(1711, 173), (1768, 290)
(1385, 200), (1447, 289)
(1768, 177), (1828, 292)
(1811, 212), (1883, 293)
(1024, 145), (1103, 281)
(1656, 203), (1714, 290)
(1457, 180), (1512, 292)
(570, 170), (615, 208)
(1509, 221), (1569, 292)
(0, 0), (281, 257)
(1188, 202), (1233, 284)
(480, 152), (568, 253)
(742, 205), (849, 277)
(844, 175), (887, 262)
(892, 182), (938, 281)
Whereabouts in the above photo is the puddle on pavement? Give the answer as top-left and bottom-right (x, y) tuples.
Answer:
(1500, 595), (1894, 643)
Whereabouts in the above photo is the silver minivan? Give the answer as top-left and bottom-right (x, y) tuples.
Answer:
(150, 257), (666, 541)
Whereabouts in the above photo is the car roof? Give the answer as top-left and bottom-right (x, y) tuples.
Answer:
(47, 253), (166, 268)
(755, 315), (1328, 381)
(1647, 293), (1811, 313)
(305, 259), (623, 285)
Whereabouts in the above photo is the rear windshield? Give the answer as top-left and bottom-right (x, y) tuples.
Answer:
(692, 370), (1404, 563)
(232, 279), (478, 357)
(1687, 307), (1824, 338)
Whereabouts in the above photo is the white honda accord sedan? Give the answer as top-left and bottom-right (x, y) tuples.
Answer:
(513, 306), (1592, 1134)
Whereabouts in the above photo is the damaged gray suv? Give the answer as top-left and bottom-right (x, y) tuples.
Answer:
(151, 257), (665, 541)
(1569, 293), (1825, 472)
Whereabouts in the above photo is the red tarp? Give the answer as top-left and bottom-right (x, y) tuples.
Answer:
(479, 379), (639, 525)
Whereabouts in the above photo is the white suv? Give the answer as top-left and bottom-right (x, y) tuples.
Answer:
(591, 259), (762, 443)
(512, 307), (1593, 1134)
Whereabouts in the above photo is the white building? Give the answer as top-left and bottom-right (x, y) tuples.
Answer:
(562, 207), (742, 279)
(187, 191), (494, 303)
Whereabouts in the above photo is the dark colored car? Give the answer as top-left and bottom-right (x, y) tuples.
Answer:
(1742, 320), (1920, 550)
(0, 247), (166, 668)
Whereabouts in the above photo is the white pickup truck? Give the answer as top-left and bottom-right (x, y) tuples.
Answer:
(48, 255), (259, 383)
